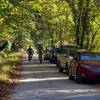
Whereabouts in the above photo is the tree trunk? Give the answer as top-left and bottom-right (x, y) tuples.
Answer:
(59, 20), (62, 46)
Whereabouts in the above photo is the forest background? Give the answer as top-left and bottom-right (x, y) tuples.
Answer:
(0, 0), (100, 51)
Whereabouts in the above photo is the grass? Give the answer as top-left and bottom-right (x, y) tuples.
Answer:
(0, 52), (22, 82)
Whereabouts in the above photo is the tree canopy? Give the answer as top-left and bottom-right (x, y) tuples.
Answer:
(0, 0), (100, 51)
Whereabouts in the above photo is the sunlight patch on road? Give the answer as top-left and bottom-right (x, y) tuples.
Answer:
(18, 77), (68, 83)
(21, 71), (59, 74)
(22, 64), (56, 67)
(11, 88), (100, 98)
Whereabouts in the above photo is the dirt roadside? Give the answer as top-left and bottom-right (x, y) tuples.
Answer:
(0, 56), (22, 100)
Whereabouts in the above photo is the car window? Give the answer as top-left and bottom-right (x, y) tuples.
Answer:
(80, 53), (100, 61)
(64, 47), (78, 56)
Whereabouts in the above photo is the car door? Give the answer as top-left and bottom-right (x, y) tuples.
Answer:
(59, 49), (68, 68)
(70, 57), (78, 76)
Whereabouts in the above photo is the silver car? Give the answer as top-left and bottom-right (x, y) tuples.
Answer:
(57, 45), (80, 74)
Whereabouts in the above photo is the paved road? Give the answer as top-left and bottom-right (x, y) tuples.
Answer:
(10, 54), (100, 100)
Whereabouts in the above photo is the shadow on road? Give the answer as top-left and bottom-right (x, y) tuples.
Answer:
(7, 55), (100, 100)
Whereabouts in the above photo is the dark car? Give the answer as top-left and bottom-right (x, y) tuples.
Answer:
(57, 44), (80, 74)
(49, 47), (61, 64)
(69, 51), (100, 83)
(43, 48), (52, 60)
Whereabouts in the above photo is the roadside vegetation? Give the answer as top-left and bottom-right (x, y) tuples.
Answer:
(0, 51), (22, 98)
(0, 52), (21, 81)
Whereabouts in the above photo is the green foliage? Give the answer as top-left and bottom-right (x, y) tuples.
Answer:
(65, 0), (100, 50)
(0, 52), (21, 81)
(0, 0), (99, 51)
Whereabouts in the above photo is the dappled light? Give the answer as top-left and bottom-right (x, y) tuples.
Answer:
(0, 0), (100, 99)
(7, 54), (100, 100)
(11, 88), (100, 100)
(21, 71), (59, 74)
(18, 77), (68, 83)
(12, 88), (100, 95)
(22, 64), (56, 67)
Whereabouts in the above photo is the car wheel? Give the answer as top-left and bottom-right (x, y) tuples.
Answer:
(49, 59), (52, 63)
(58, 61), (63, 73)
(68, 67), (74, 80)
(65, 63), (69, 75)
(76, 67), (83, 83)
(56, 61), (59, 67)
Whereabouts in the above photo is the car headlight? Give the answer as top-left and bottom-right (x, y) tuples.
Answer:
(81, 64), (99, 72)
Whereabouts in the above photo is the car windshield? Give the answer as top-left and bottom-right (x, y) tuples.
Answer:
(80, 53), (100, 61)
(66, 47), (79, 56)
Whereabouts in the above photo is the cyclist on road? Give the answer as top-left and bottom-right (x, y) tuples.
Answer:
(27, 46), (34, 61)
(37, 44), (43, 64)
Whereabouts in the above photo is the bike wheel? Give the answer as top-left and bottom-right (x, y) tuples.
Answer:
(28, 54), (32, 61)
(39, 54), (42, 64)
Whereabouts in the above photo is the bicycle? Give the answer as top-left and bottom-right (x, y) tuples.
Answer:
(28, 53), (33, 61)
(38, 53), (43, 64)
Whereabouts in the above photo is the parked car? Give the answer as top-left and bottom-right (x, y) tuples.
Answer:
(49, 47), (61, 64)
(68, 51), (100, 83)
(57, 44), (80, 74)
(43, 48), (52, 60)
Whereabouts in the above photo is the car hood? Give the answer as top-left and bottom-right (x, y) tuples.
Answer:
(80, 61), (100, 67)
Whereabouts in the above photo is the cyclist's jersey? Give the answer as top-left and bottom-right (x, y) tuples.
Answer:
(37, 45), (43, 54)
(27, 48), (34, 54)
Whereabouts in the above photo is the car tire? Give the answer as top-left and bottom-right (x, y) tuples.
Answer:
(65, 63), (69, 75)
(76, 67), (83, 83)
(58, 61), (63, 73)
(49, 59), (52, 63)
(56, 61), (59, 67)
(68, 67), (74, 80)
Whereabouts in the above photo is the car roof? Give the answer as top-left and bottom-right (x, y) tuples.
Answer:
(51, 47), (61, 52)
(60, 44), (80, 49)
(77, 50), (100, 54)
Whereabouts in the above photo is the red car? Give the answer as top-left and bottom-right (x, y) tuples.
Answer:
(69, 51), (100, 83)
